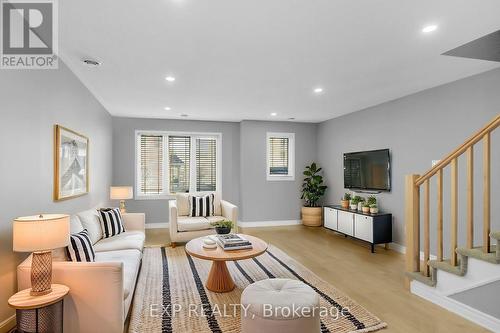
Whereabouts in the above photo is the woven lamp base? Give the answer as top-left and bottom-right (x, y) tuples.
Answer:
(31, 251), (53, 296)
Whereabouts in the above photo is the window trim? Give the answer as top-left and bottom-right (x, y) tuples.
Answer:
(266, 132), (295, 181)
(135, 130), (222, 200)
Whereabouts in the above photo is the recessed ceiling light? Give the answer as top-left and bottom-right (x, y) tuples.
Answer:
(270, 112), (277, 116)
(422, 25), (438, 33)
(164, 107), (171, 111)
(165, 76), (176, 82)
(314, 87), (324, 94)
(180, 114), (188, 117)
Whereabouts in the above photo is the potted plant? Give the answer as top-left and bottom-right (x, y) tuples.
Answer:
(340, 193), (351, 209)
(357, 197), (365, 211)
(367, 196), (377, 206)
(301, 162), (328, 227)
(369, 204), (379, 214)
(211, 220), (233, 234)
(350, 196), (361, 210)
(362, 203), (371, 213)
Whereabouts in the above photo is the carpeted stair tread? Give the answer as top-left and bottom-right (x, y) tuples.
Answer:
(457, 245), (500, 264)
(405, 271), (436, 287)
(428, 259), (466, 276)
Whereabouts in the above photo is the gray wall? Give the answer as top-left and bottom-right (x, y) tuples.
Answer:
(0, 63), (112, 326)
(239, 120), (318, 222)
(450, 280), (500, 319)
(112, 117), (241, 223)
(318, 68), (500, 249)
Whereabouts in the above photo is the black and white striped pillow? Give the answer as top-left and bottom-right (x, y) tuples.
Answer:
(99, 208), (125, 238)
(189, 194), (214, 217)
(66, 229), (96, 262)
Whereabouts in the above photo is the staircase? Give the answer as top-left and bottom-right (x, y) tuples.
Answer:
(405, 114), (500, 331)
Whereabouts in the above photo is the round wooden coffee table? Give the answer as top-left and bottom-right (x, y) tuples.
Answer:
(185, 234), (268, 293)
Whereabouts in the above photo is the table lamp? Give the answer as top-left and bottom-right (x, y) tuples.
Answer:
(110, 186), (133, 214)
(13, 214), (70, 296)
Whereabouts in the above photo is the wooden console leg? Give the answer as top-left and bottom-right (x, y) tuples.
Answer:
(170, 242), (176, 248)
(206, 261), (235, 293)
(384, 243), (389, 250)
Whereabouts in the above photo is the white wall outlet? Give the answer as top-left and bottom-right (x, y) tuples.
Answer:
(432, 160), (441, 167)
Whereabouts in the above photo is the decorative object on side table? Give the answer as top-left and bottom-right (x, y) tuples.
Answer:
(211, 220), (233, 234)
(12, 214), (70, 296)
(203, 237), (217, 249)
(350, 196), (362, 210)
(357, 197), (366, 211)
(340, 193), (351, 209)
(367, 196), (378, 214)
(362, 203), (371, 213)
(300, 162), (328, 226)
(110, 186), (133, 213)
(9, 284), (69, 333)
(54, 125), (89, 201)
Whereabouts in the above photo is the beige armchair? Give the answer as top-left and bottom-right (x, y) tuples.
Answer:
(169, 192), (238, 247)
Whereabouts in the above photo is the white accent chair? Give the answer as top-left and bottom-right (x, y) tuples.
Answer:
(168, 192), (238, 247)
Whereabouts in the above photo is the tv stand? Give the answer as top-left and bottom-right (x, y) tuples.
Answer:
(323, 205), (392, 253)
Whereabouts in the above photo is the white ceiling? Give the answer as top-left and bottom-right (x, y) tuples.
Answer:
(59, 0), (500, 123)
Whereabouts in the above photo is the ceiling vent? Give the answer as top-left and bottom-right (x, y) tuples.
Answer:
(82, 59), (102, 67)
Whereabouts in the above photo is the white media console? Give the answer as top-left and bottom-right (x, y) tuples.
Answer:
(324, 205), (392, 253)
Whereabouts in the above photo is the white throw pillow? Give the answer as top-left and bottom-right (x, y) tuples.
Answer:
(69, 215), (84, 234)
(76, 209), (103, 244)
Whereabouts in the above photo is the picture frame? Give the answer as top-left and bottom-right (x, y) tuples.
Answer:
(54, 125), (89, 201)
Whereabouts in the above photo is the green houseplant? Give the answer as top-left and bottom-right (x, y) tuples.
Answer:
(301, 162), (328, 226)
(340, 193), (351, 209)
(362, 202), (371, 213)
(350, 195), (363, 210)
(210, 220), (233, 234)
(369, 204), (379, 214)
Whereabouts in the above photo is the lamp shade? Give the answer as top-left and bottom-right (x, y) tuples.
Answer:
(110, 186), (133, 200)
(13, 214), (70, 252)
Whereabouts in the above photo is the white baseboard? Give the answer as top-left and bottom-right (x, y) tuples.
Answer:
(386, 242), (438, 261)
(387, 242), (405, 254)
(145, 223), (169, 229)
(0, 314), (15, 333)
(238, 220), (302, 228)
(411, 281), (500, 332)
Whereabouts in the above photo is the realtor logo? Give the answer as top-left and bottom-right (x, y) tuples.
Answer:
(1, 0), (58, 69)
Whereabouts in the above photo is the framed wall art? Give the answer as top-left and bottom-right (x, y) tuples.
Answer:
(54, 125), (89, 201)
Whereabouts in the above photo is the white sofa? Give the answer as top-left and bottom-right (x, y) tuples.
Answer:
(169, 192), (238, 246)
(17, 209), (145, 333)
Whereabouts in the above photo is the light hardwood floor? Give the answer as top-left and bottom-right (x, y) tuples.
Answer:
(145, 225), (490, 333)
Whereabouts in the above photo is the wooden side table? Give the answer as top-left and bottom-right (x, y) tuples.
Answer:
(8, 284), (69, 333)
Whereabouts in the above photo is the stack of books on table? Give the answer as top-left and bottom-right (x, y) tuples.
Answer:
(209, 234), (253, 251)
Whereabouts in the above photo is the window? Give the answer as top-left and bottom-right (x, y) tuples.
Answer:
(267, 132), (295, 181)
(136, 131), (221, 198)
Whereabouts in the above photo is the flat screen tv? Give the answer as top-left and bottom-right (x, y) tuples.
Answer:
(344, 149), (391, 191)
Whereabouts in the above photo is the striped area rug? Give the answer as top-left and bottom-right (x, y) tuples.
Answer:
(128, 245), (387, 333)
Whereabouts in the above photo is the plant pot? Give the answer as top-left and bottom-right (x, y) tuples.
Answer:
(350, 204), (357, 210)
(215, 226), (231, 234)
(362, 207), (370, 213)
(340, 200), (349, 209)
(301, 207), (322, 227)
(370, 207), (379, 214)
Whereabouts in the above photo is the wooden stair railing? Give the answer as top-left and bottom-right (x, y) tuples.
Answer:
(405, 114), (500, 288)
